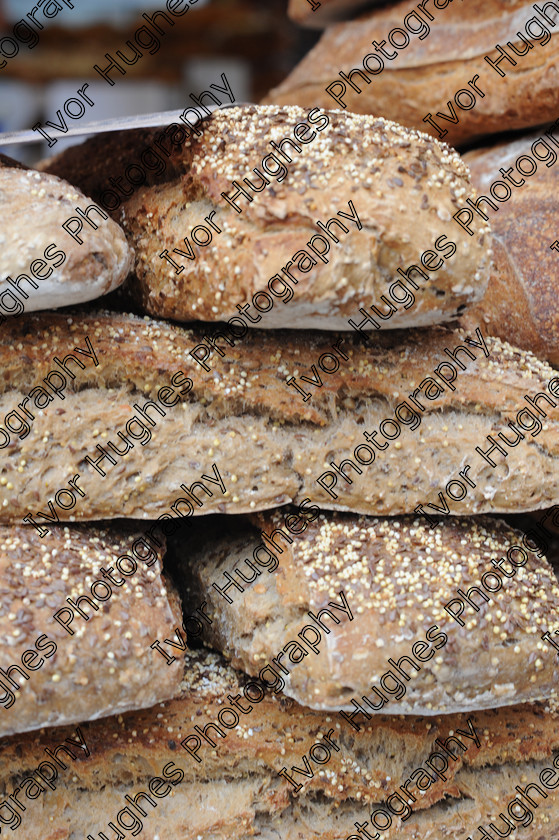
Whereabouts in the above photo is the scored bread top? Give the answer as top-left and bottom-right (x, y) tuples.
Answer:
(460, 130), (559, 366)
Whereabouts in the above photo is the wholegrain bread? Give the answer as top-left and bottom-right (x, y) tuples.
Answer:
(3, 648), (559, 839)
(0, 523), (184, 738)
(0, 164), (133, 313)
(458, 130), (559, 366)
(43, 107), (492, 329)
(176, 511), (559, 714)
(1, 311), (559, 521)
(265, 0), (559, 147)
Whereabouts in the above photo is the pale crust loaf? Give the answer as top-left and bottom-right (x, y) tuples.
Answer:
(0, 166), (133, 312)
(0, 312), (559, 520)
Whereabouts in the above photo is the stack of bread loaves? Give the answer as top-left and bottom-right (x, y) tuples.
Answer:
(0, 73), (558, 840)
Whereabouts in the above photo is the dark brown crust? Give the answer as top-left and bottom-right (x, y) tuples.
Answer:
(0, 523), (184, 738)
(264, 0), (559, 146)
(38, 129), (180, 216)
(460, 130), (559, 366)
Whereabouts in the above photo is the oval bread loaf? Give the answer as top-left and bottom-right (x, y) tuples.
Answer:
(0, 162), (133, 314)
(0, 524), (184, 738)
(177, 511), (559, 714)
(1, 312), (559, 521)
(116, 105), (491, 329)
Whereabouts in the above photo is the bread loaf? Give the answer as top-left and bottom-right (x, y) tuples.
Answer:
(0, 523), (184, 738)
(2, 648), (559, 839)
(176, 511), (559, 714)
(0, 163), (132, 315)
(42, 107), (491, 329)
(1, 312), (559, 522)
(458, 129), (559, 366)
(264, 0), (559, 147)
(120, 106), (491, 329)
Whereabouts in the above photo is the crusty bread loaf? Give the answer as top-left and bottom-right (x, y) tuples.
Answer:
(1, 311), (559, 521)
(2, 648), (559, 839)
(458, 130), (559, 366)
(50, 106), (491, 330)
(176, 511), (559, 714)
(288, 0), (385, 28)
(0, 165), (132, 313)
(265, 0), (559, 147)
(120, 106), (491, 329)
(0, 523), (184, 738)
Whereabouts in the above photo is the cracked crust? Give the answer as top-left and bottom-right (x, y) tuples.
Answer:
(176, 512), (559, 714)
(0, 524), (184, 739)
(0, 311), (558, 521)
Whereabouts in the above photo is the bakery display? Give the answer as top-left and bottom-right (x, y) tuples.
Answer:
(0, 524), (184, 738)
(458, 129), (559, 366)
(1, 1), (558, 837)
(265, 0), (559, 147)
(0, 161), (132, 316)
(0, 311), (558, 521)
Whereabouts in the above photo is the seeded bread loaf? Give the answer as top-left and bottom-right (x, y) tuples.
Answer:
(0, 523), (184, 738)
(176, 511), (559, 714)
(459, 129), (559, 366)
(42, 107), (492, 329)
(2, 648), (559, 839)
(1, 312), (559, 522)
(265, 0), (559, 147)
(0, 162), (133, 313)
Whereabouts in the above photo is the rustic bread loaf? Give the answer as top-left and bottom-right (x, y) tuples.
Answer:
(264, 0), (559, 147)
(1, 311), (559, 522)
(2, 648), (559, 839)
(176, 511), (559, 714)
(458, 130), (559, 366)
(288, 0), (386, 28)
(0, 523), (184, 738)
(104, 106), (490, 329)
(0, 164), (132, 314)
